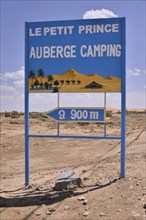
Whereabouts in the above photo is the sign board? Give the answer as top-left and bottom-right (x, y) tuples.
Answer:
(47, 108), (105, 122)
(25, 18), (126, 186)
(26, 18), (123, 93)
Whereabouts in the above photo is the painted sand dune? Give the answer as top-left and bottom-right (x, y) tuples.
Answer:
(29, 68), (121, 93)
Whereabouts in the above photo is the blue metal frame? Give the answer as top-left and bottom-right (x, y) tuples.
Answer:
(25, 22), (30, 186)
(24, 18), (126, 186)
(29, 134), (121, 140)
(121, 18), (126, 178)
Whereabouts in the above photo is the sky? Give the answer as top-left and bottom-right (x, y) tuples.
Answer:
(0, 0), (146, 112)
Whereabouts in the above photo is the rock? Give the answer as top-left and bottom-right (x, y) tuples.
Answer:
(49, 207), (56, 212)
(49, 194), (59, 199)
(130, 186), (134, 189)
(41, 204), (46, 207)
(83, 177), (89, 180)
(64, 205), (70, 210)
(36, 213), (41, 216)
(54, 168), (81, 191)
(82, 169), (87, 173)
(117, 208), (122, 212)
(129, 177), (132, 180)
(83, 200), (88, 205)
(133, 213), (140, 217)
(36, 187), (41, 191)
(110, 196), (113, 199)
(25, 185), (33, 189)
(83, 211), (90, 217)
(144, 204), (146, 209)
(136, 182), (140, 186)
(78, 196), (86, 201)
(46, 211), (52, 215)
(100, 213), (105, 216)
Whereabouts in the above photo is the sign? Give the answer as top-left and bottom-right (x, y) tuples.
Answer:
(26, 18), (124, 93)
(47, 108), (105, 122)
(25, 18), (126, 187)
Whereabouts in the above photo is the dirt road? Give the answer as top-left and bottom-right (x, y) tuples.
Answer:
(0, 112), (146, 220)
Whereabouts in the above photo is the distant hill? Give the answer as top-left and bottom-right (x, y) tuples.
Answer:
(105, 76), (121, 82)
(52, 68), (88, 80)
(51, 68), (120, 84)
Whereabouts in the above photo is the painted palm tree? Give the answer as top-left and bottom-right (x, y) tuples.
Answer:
(71, 80), (75, 85)
(44, 81), (49, 89)
(38, 68), (44, 84)
(77, 80), (81, 85)
(29, 70), (35, 85)
(34, 79), (39, 88)
(48, 74), (54, 83)
(66, 80), (70, 85)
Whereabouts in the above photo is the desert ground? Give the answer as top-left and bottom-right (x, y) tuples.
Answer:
(0, 111), (146, 220)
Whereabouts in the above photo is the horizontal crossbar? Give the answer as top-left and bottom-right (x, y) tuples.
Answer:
(29, 134), (121, 140)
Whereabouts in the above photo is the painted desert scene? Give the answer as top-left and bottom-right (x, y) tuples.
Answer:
(29, 68), (121, 93)
(0, 109), (146, 220)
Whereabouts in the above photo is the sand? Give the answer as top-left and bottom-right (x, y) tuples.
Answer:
(0, 112), (146, 220)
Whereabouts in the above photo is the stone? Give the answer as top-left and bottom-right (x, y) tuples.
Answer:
(82, 169), (87, 173)
(83, 177), (89, 180)
(54, 168), (81, 191)
(100, 213), (105, 216)
(49, 207), (56, 212)
(83, 200), (88, 205)
(133, 213), (140, 217)
(78, 196), (86, 201)
(130, 186), (134, 189)
(49, 194), (59, 199)
(36, 213), (41, 216)
(117, 208), (122, 212)
(83, 211), (90, 217)
(64, 205), (70, 210)
(46, 211), (52, 215)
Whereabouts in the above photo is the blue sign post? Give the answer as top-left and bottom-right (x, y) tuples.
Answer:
(25, 17), (126, 186)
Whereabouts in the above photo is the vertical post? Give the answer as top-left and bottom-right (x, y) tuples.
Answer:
(25, 22), (30, 186)
(121, 18), (126, 178)
(57, 92), (60, 136)
(104, 92), (106, 137)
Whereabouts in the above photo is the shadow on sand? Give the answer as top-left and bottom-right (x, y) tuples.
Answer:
(0, 178), (120, 208)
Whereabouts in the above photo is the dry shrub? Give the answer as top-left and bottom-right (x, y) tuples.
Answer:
(5, 112), (11, 117)
(30, 112), (48, 121)
(106, 110), (112, 117)
(11, 111), (20, 118)
(77, 122), (90, 126)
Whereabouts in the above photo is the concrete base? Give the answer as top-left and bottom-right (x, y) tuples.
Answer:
(54, 168), (81, 191)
